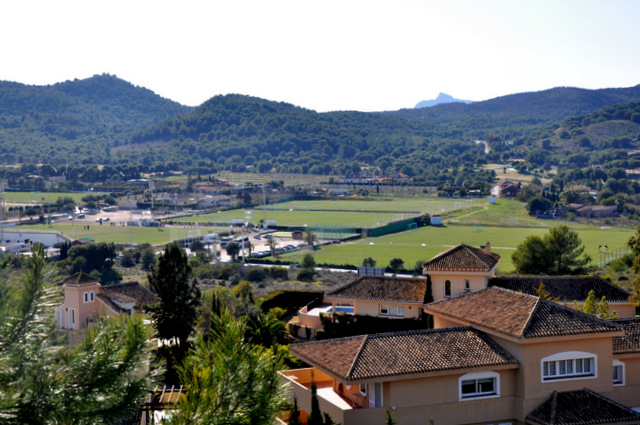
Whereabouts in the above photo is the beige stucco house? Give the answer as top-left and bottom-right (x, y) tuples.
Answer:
(55, 272), (156, 330)
(422, 242), (500, 300)
(325, 275), (429, 319)
(290, 242), (635, 338)
(281, 287), (640, 425)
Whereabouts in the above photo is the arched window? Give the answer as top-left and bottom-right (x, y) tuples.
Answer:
(444, 280), (451, 297)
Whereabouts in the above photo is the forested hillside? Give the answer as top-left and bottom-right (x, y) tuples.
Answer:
(0, 74), (190, 165)
(1, 75), (640, 194)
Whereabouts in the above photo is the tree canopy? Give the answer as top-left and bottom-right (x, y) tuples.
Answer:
(511, 225), (593, 275)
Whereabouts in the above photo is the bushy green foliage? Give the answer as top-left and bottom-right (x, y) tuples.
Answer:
(318, 313), (431, 339)
(259, 289), (324, 314)
(168, 312), (287, 425)
(58, 241), (121, 283)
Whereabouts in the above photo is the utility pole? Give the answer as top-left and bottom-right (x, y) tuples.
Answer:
(0, 180), (6, 245)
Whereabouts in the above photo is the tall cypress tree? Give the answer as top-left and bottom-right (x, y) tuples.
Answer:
(147, 241), (201, 350)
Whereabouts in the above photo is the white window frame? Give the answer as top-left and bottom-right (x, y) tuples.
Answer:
(359, 383), (367, 396)
(444, 280), (452, 297)
(458, 371), (500, 401)
(613, 360), (625, 386)
(379, 304), (405, 317)
(541, 351), (597, 382)
(84, 291), (95, 303)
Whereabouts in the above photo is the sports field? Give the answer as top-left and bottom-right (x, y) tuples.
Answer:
(25, 223), (227, 246)
(4, 191), (106, 204)
(171, 198), (482, 228)
(282, 223), (634, 273)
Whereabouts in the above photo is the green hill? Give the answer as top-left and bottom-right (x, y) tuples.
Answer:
(1, 75), (640, 191)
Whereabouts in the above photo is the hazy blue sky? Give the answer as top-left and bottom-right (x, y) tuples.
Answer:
(1, 0), (639, 112)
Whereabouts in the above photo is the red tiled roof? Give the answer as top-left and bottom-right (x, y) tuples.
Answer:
(290, 327), (518, 382)
(526, 388), (640, 425)
(99, 281), (157, 311)
(62, 272), (101, 287)
(326, 276), (428, 304)
(425, 287), (621, 339)
(423, 244), (499, 271)
(488, 276), (631, 303)
(612, 317), (640, 354)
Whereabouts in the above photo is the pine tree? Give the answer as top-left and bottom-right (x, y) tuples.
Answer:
(168, 312), (287, 425)
(0, 244), (156, 424)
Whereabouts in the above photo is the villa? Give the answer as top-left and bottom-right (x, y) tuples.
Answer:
(281, 287), (640, 425)
(55, 272), (156, 330)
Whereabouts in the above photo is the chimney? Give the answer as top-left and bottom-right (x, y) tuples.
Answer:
(484, 242), (491, 255)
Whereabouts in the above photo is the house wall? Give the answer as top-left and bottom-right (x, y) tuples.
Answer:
(490, 334), (616, 421)
(611, 355), (640, 409)
(607, 303), (636, 318)
(282, 368), (521, 425)
(354, 300), (422, 319)
(427, 270), (493, 301)
(60, 284), (101, 329)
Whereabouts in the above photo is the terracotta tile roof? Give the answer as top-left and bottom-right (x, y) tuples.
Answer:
(326, 275), (428, 304)
(425, 287), (621, 339)
(289, 327), (518, 382)
(488, 276), (631, 303)
(526, 388), (640, 425)
(423, 244), (499, 271)
(612, 317), (640, 354)
(62, 272), (101, 287)
(100, 281), (157, 310)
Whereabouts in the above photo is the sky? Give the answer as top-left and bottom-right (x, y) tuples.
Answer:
(1, 0), (639, 112)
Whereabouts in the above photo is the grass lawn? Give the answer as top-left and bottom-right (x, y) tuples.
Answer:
(5, 191), (105, 204)
(171, 198), (483, 228)
(27, 222), (228, 246)
(282, 222), (634, 273)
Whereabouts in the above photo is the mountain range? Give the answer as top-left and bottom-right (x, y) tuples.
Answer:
(0, 74), (639, 187)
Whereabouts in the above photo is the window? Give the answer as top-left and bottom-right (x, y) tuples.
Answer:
(464, 279), (470, 291)
(84, 292), (88, 303)
(444, 280), (451, 297)
(359, 384), (367, 396)
(459, 371), (499, 401)
(379, 305), (405, 317)
(84, 291), (95, 303)
(89, 291), (94, 302)
(541, 352), (597, 382)
(613, 360), (624, 386)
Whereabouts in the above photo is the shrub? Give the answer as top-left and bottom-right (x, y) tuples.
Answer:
(296, 268), (315, 282)
(269, 267), (289, 280)
(247, 267), (265, 282)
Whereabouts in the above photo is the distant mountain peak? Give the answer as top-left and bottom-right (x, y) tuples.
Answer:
(414, 93), (473, 109)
